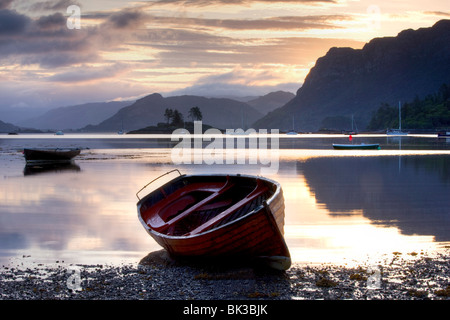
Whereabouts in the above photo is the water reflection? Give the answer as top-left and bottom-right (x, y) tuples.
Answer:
(23, 162), (81, 176)
(2, 133), (450, 151)
(1, 135), (449, 267)
(0, 160), (159, 266)
(297, 155), (450, 242)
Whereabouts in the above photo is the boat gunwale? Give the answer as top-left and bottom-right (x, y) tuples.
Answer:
(137, 173), (282, 240)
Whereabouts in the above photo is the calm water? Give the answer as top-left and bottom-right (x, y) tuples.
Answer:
(1, 133), (449, 267)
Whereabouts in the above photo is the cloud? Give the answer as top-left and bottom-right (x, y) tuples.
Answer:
(0, 6), (150, 69)
(135, 27), (363, 69)
(148, 14), (351, 31)
(150, 0), (336, 6)
(47, 63), (130, 83)
(167, 68), (299, 97)
(28, 0), (81, 12)
(0, 26), (98, 68)
(424, 11), (450, 17)
(168, 82), (297, 98)
(0, 0), (13, 9)
(0, 9), (30, 34)
(0, 0), (376, 113)
(106, 9), (149, 29)
(36, 12), (66, 29)
(0, 7), (101, 68)
(23, 52), (100, 69)
(0, 2), (353, 71)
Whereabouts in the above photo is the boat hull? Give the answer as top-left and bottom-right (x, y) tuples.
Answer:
(332, 144), (380, 150)
(137, 173), (291, 270)
(23, 148), (80, 162)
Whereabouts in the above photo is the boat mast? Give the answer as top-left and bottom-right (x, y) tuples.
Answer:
(398, 101), (401, 131)
(351, 114), (358, 133)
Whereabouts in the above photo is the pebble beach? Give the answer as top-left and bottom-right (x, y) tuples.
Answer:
(1, 249), (449, 301)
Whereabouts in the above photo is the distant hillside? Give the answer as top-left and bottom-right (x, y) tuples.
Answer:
(367, 83), (450, 131)
(83, 93), (263, 132)
(254, 20), (450, 132)
(0, 119), (20, 133)
(19, 101), (132, 131)
(246, 91), (295, 115)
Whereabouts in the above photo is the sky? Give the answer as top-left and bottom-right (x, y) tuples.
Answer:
(0, 0), (449, 121)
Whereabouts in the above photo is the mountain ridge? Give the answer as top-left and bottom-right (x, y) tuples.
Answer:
(246, 91), (295, 115)
(18, 101), (132, 131)
(254, 20), (450, 132)
(8, 90), (292, 132)
(0, 119), (20, 133)
(81, 91), (294, 132)
(83, 93), (263, 132)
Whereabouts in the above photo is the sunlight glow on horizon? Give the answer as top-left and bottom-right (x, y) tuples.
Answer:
(0, 0), (448, 111)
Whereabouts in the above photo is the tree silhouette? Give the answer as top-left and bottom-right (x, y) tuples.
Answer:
(188, 106), (203, 121)
(164, 108), (173, 124)
(171, 109), (184, 127)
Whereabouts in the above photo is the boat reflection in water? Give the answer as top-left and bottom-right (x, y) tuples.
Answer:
(23, 162), (81, 176)
(22, 147), (82, 176)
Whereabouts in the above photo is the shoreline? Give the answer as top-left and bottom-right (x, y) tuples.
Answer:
(1, 249), (448, 300)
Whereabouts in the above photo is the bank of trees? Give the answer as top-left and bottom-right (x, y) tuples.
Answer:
(367, 84), (450, 130)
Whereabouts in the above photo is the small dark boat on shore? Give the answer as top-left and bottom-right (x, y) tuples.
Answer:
(136, 170), (291, 270)
(23, 148), (81, 163)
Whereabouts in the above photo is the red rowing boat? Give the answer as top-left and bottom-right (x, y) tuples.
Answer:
(136, 170), (291, 270)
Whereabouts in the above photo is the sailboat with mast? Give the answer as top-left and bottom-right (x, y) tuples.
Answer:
(387, 101), (408, 135)
(344, 114), (358, 135)
(286, 116), (298, 135)
(118, 119), (125, 135)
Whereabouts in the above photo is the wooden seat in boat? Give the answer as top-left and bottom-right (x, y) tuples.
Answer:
(145, 177), (235, 233)
(184, 179), (269, 236)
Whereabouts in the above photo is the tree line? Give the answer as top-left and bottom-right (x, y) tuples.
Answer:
(367, 84), (450, 130)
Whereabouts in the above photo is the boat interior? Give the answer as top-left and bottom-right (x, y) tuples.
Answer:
(139, 175), (274, 236)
